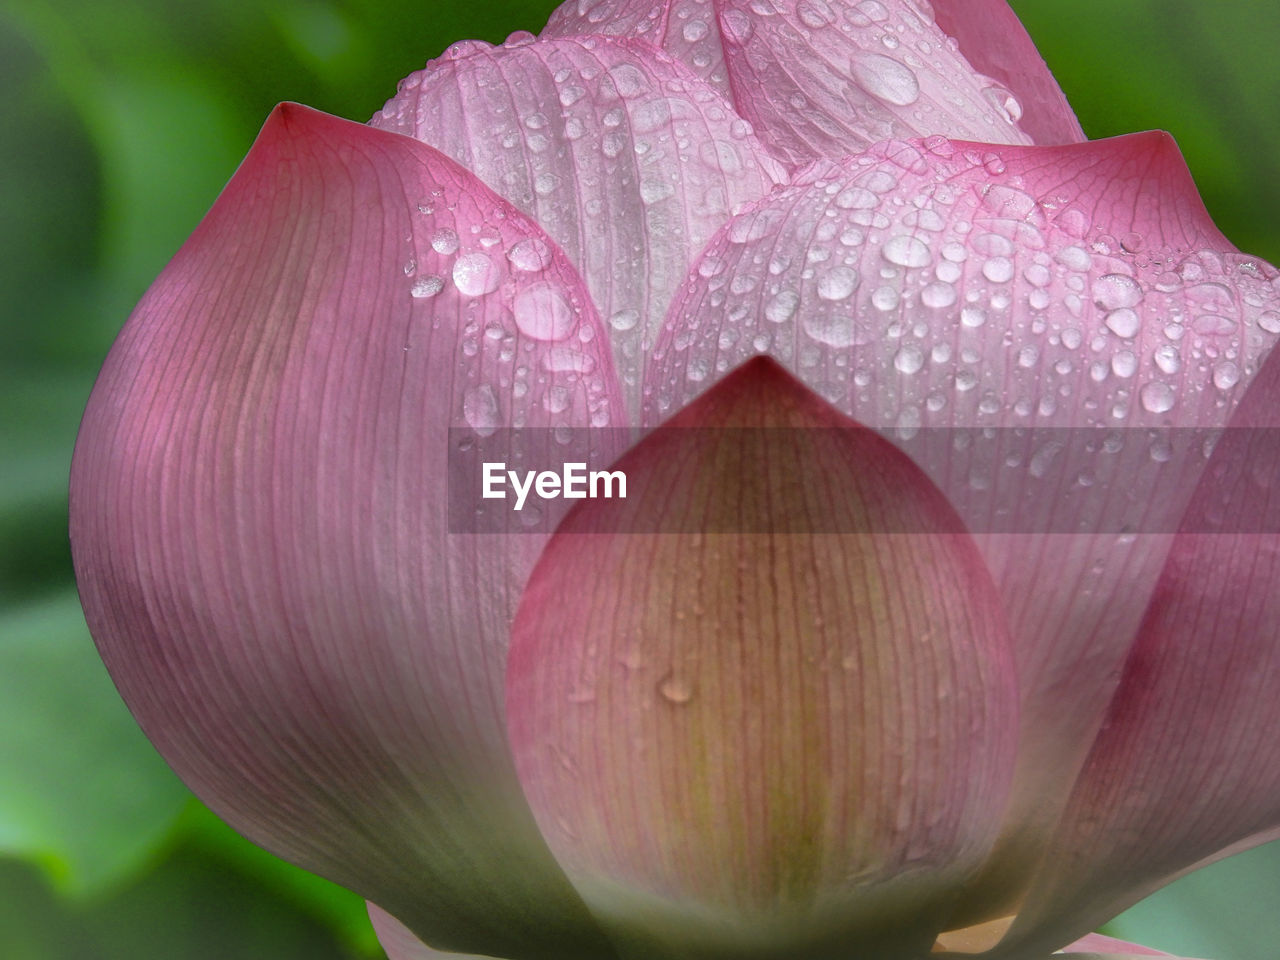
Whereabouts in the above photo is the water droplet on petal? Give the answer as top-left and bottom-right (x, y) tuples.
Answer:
(658, 671), (694, 704)
(1092, 273), (1143, 310)
(817, 266), (859, 301)
(803, 312), (865, 348)
(609, 308), (640, 332)
(453, 252), (501, 296)
(1213, 361), (1241, 390)
(507, 237), (553, 272)
(766, 289), (801, 323)
(1140, 381), (1175, 413)
(883, 234), (931, 267)
(1104, 308), (1141, 339)
(463, 384), (501, 436)
(720, 9), (754, 42)
(851, 53), (920, 106)
(894, 345), (924, 374)
(431, 227), (460, 255)
(513, 281), (575, 341)
(411, 275), (445, 299)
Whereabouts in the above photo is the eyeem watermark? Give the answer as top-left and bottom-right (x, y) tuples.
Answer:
(482, 462), (627, 511)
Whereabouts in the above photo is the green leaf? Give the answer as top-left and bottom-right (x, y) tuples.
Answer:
(0, 592), (189, 895)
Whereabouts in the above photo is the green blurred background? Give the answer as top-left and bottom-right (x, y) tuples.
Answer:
(1, 0), (1277, 957)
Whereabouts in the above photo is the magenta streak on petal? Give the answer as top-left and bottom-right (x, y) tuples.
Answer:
(69, 103), (624, 960)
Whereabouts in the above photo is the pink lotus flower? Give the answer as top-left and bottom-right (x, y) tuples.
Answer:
(69, 1), (1280, 958)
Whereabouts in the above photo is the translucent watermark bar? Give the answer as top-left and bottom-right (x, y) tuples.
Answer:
(447, 427), (1280, 534)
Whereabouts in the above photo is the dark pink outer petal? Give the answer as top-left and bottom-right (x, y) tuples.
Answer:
(977, 345), (1280, 959)
(930, 1), (1083, 146)
(542, 0), (1084, 165)
(69, 104), (625, 959)
(506, 358), (1018, 959)
(641, 133), (1280, 928)
(371, 33), (786, 418)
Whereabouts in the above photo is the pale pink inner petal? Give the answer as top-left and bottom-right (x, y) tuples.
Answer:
(541, 0), (1084, 165)
(372, 33), (786, 417)
(713, 0), (1038, 164)
(506, 358), (1018, 960)
(69, 104), (625, 958)
(541, 0), (732, 99)
(642, 133), (1280, 923)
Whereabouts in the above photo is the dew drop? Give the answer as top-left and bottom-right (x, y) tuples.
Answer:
(850, 53), (920, 106)
(1213, 361), (1241, 390)
(1111, 350), (1138, 378)
(797, 0), (834, 27)
(453, 252), (501, 296)
(658, 671), (694, 704)
(683, 19), (709, 41)
(883, 234), (931, 267)
(1092, 273), (1143, 310)
(766, 289), (801, 323)
(720, 8), (754, 42)
(463, 384), (501, 436)
(1140, 381), (1175, 413)
(431, 227), (460, 255)
(609, 308), (641, 332)
(803, 312), (864, 348)
(921, 282), (956, 308)
(982, 257), (1015, 283)
(411, 275), (445, 299)
(894, 345), (924, 374)
(507, 237), (553, 272)
(1104, 308), (1141, 339)
(1153, 344), (1181, 374)
(817, 266), (860, 301)
(513, 281), (575, 341)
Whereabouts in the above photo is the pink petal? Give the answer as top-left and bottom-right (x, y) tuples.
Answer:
(642, 133), (1280, 925)
(371, 34), (786, 418)
(505, 357), (1018, 957)
(976, 346), (1280, 959)
(541, 1), (1083, 164)
(69, 104), (625, 958)
(369, 903), (503, 959)
(542, 0), (732, 100)
(930, 1), (1084, 146)
(1056, 932), (1181, 956)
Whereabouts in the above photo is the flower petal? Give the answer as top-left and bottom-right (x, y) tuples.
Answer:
(372, 34), (786, 418)
(1056, 932), (1182, 956)
(542, 0), (732, 99)
(369, 903), (503, 959)
(976, 347), (1280, 960)
(642, 133), (1280, 923)
(69, 104), (625, 959)
(928, 1), (1084, 146)
(505, 358), (1018, 959)
(542, 1), (1082, 164)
